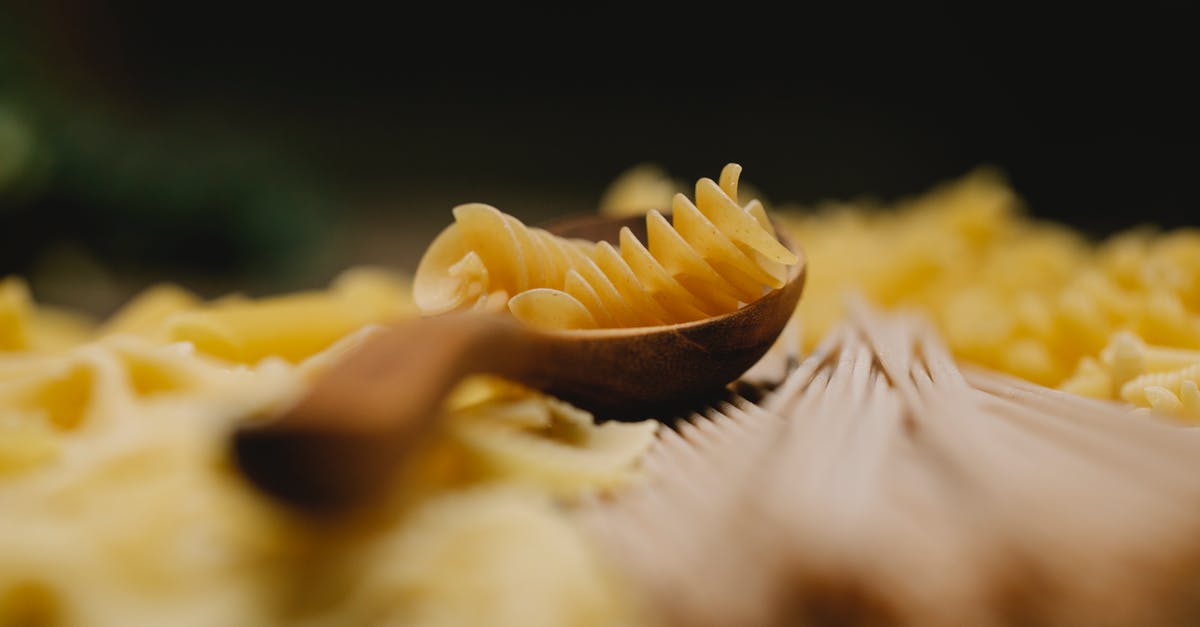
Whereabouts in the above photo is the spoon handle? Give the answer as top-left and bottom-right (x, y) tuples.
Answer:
(232, 312), (537, 511)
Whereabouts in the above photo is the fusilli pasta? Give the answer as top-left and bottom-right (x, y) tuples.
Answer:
(414, 164), (798, 330)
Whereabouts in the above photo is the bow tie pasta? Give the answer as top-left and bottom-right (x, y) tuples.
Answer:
(414, 164), (799, 330)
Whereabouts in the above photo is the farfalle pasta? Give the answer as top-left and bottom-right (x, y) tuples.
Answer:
(414, 164), (799, 330)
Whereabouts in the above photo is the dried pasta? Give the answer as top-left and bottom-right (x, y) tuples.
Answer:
(8, 157), (1196, 626)
(577, 304), (1200, 626)
(296, 488), (641, 627)
(0, 277), (95, 353)
(414, 164), (799, 330)
(449, 388), (659, 495)
(597, 164), (681, 218)
(0, 336), (304, 627)
(755, 168), (1200, 420)
(165, 267), (416, 364)
(0, 267), (657, 626)
(99, 284), (201, 339)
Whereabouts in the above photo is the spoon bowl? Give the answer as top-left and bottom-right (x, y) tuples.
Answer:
(508, 212), (806, 415)
(233, 213), (806, 511)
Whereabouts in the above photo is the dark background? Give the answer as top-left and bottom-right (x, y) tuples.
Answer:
(1, 3), (1195, 313)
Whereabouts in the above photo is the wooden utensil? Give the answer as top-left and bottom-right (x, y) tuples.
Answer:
(232, 213), (806, 511)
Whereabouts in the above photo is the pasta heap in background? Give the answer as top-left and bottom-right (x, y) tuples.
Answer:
(0, 269), (656, 627)
(414, 164), (798, 330)
(605, 166), (1200, 419)
(3, 161), (1199, 626)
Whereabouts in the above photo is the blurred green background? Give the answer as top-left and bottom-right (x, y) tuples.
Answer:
(1, 4), (1194, 316)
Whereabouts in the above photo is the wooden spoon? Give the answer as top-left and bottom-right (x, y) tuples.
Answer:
(232, 213), (806, 511)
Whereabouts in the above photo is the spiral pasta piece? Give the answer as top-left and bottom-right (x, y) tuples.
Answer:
(508, 289), (597, 331)
(414, 164), (799, 330)
(617, 227), (712, 320)
(1144, 385), (1184, 415)
(1120, 363), (1200, 406)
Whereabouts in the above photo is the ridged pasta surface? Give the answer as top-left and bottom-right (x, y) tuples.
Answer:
(414, 164), (798, 330)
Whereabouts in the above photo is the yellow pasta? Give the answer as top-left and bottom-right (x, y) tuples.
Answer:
(1182, 380), (1200, 414)
(0, 336), (303, 626)
(1101, 331), (1200, 373)
(0, 277), (95, 353)
(9, 156), (1199, 627)
(1050, 329), (1200, 418)
(598, 163), (681, 218)
(0, 266), (660, 626)
(100, 284), (201, 339)
(0, 277), (33, 351)
(0, 414), (57, 475)
(617, 227), (713, 320)
(306, 488), (643, 627)
(1102, 331), (1147, 394)
(1144, 385), (1184, 415)
(508, 289), (598, 331)
(163, 268), (415, 364)
(765, 167), (1200, 422)
(1120, 363), (1200, 406)
(448, 390), (659, 495)
(414, 164), (799, 330)
(165, 296), (369, 363)
(1058, 357), (1112, 399)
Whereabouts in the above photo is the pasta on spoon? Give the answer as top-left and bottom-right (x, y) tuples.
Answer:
(414, 164), (799, 330)
(233, 165), (807, 509)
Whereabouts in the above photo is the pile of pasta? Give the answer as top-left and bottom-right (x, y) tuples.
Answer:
(4, 161), (1197, 624)
(604, 166), (1200, 419)
(0, 269), (656, 626)
(414, 164), (798, 330)
(577, 302), (1200, 626)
